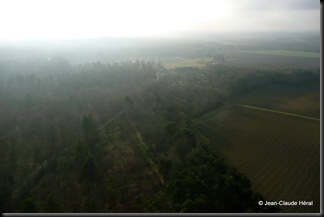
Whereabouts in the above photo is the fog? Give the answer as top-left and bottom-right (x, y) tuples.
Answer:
(0, 1), (321, 214)
(0, 0), (320, 40)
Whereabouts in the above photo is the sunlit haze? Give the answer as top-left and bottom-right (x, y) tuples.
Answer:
(0, 0), (320, 40)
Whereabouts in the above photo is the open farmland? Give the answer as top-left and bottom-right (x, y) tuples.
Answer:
(229, 82), (320, 118)
(160, 57), (212, 69)
(238, 50), (320, 58)
(226, 52), (320, 69)
(197, 83), (320, 213)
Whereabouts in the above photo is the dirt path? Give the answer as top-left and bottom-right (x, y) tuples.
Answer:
(135, 131), (164, 186)
(98, 108), (127, 131)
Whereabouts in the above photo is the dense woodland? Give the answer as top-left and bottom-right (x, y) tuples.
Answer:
(0, 56), (319, 212)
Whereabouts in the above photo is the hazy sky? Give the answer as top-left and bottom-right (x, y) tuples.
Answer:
(0, 0), (320, 39)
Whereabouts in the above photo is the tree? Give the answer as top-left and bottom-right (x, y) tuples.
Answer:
(125, 95), (134, 108)
(81, 114), (100, 153)
(158, 158), (172, 186)
(74, 141), (90, 165)
(175, 128), (197, 160)
(82, 156), (98, 181)
(44, 193), (63, 212)
(167, 144), (278, 213)
(22, 198), (37, 213)
(82, 114), (95, 134)
(84, 196), (96, 212)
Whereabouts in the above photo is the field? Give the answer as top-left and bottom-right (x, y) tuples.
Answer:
(229, 82), (320, 118)
(238, 50), (320, 58)
(226, 52), (320, 69)
(159, 50), (320, 70)
(197, 83), (320, 213)
(160, 57), (212, 69)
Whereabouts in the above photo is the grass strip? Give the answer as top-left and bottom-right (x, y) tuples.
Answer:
(135, 131), (165, 186)
(235, 104), (320, 122)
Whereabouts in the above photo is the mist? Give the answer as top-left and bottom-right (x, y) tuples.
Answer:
(0, 0), (321, 214)
(0, 0), (320, 40)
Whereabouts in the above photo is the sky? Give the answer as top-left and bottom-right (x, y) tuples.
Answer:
(0, 0), (320, 40)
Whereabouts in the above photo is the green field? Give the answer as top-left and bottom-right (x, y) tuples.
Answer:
(238, 50), (320, 58)
(160, 57), (212, 69)
(196, 83), (320, 213)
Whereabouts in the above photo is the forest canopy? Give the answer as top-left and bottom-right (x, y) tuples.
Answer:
(0, 55), (319, 212)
